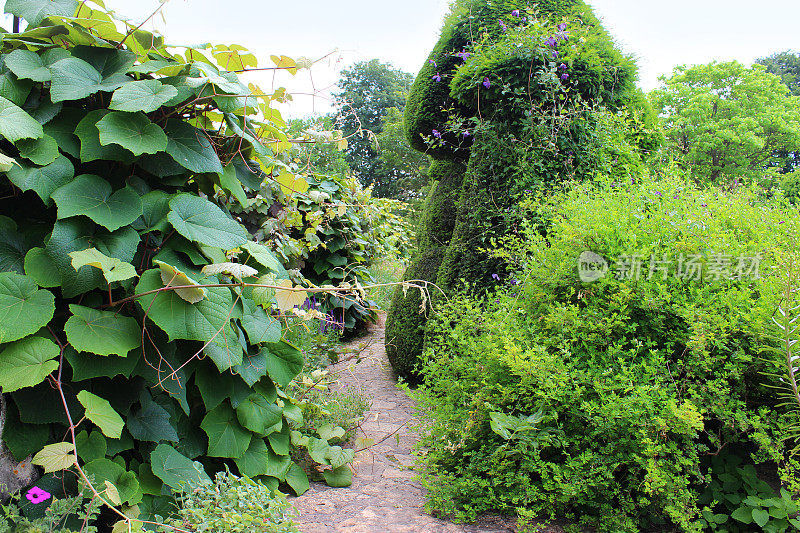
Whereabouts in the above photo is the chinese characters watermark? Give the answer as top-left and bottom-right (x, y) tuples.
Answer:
(578, 251), (761, 283)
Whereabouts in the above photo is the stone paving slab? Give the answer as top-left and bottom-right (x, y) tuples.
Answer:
(290, 318), (521, 533)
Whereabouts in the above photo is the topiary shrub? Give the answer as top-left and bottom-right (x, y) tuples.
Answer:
(386, 0), (655, 381)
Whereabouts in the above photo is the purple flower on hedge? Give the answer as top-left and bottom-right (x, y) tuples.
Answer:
(499, 20), (508, 31)
(655, 191), (663, 197)
(26, 487), (51, 505)
(432, 72), (442, 82)
(429, 59), (436, 65)
(455, 49), (471, 61)
(545, 36), (558, 48)
(482, 77), (491, 89)
(551, 50), (559, 59)
(463, 130), (471, 138)
(560, 73), (569, 80)
(432, 129), (442, 139)
(492, 273), (500, 281)
(559, 63), (567, 71)
(558, 22), (568, 31)
(511, 9), (520, 17)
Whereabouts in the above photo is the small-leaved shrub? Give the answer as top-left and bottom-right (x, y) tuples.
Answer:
(414, 174), (800, 531)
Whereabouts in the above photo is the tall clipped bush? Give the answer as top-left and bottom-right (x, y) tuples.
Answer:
(0, 2), (360, 528)
(386, 0), (659, 382)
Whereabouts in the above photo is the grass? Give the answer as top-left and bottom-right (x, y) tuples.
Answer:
(367, 256), (408, 311)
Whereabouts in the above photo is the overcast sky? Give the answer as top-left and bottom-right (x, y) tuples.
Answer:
(17, 0), (800, 116)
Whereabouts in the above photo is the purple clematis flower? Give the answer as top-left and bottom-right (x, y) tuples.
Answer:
(463, 130), (471, 138)
(560, 73), (569, 81)
(26, 487), (51, 505)
(432, 129), (442, 139)
(492, 273), (500, 281)
(559, 63), (568, 71)
(511, 9), (520, 17)
(545, 36), (558, 48)
(499, 20), (508, 31)
(482, 77), (491, 89)
(558, 23), (568, 31)
(429, 59), (436, 66)
(432, 73), (442, 82)
(551, 50), (560, 59)
(455, 49), (471, 61)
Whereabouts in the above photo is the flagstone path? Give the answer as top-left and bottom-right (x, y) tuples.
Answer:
(290, 315), (525, 533)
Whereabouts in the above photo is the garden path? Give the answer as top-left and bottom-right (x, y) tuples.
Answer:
(290, 314), (521, 533)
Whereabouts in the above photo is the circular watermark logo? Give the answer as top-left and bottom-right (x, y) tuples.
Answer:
(578, 251), (608, 283)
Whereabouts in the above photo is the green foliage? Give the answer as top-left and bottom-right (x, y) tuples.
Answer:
(0, 2), (363, 529)
(698, 451), (800, 532)
(373, 107), (430, 200)
(757, 51), (800, 96)
(650, 61), (800, 184)
(334, 59), (414, 194)
(166, 471), (299, 533)
(413, 174), (800, 530)
(0, 479), (101, 533)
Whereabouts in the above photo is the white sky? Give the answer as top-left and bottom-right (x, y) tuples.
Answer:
(8, 0), (800, 117)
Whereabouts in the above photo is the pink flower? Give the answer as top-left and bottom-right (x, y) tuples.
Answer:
(26, 487), (51, 504)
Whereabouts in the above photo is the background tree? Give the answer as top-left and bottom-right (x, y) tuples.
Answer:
(650, 61), (800, 183)
(288, 116), (350, 177)
(757, 51), (800, 174)
(334, 60), (420, 197)
(374, 107), (430, 199)
(757, 51), (800, 96)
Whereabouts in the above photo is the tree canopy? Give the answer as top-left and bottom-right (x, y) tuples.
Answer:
(757, 50), (800, 96)
(650, 61), (800, 183)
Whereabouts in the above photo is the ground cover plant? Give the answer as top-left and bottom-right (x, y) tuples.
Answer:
(0, 2), (418, 530)
(414, 174), (800, 531)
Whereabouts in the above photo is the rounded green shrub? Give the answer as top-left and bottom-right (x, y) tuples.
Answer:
(415, 174), (800, 530)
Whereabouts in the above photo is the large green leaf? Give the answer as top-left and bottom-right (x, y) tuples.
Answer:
(285, 462), (310, 495)
(76, 390), (124, 439)
(64, 304), (141, 357)
(16, 134), (59, 165)
(167, 193), (248, 250)
(44, 108), (81, 158)
(232, 349), (268, 387)
(46, 219), (139, 298)
(64, 347), (140, 382)
(322, 465), (353, 487)
(49, 57), (130, 103)
(4, 0), (79, 26)
(200, 404), (252, 458)
(263, 341), (304, 388)
(83, 458), (140, 504)
(203, 322), (244, 372)
(149, 444), (210, 491)
(134, 269), (234, 343)
(0, 272), (55, 343)
(241, 302), (281, 344)
(0, 96), (43, 142)
(0, 222), (32, 274)
(109, 80), (179, 113)
(5, 48), (69, 82)
(163, 119), (223, 174)
(97, 111), (167, 156)
(51, 174), (142, 231)
(23, 246), (61, 285)
(195, 366), (251, 411)
(75, 430), (107, 463)
(69, 248), (137, 284)
(5, 155), (74, 205)
(234, 438), (291, 479)
(235, 392), (282, 435)
(75, 109), (136, 163)
(134, 191), (171, 233)
(127, 392), (179, 443)
(241, 241), (286, 275)
(0, 336), (59, 392)
(2, 402), (49, 462)
(0, 70), (33, 107)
